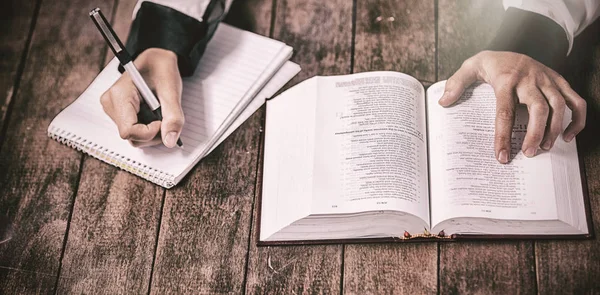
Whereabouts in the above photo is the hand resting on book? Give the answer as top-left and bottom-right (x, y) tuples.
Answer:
(100, 48), (185, 148)
(439, 51), (586, 164)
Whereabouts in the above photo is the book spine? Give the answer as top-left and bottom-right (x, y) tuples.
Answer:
(47, 125), (176, 188)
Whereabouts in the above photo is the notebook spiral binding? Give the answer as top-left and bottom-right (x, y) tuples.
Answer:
(48, 125), (176, 188)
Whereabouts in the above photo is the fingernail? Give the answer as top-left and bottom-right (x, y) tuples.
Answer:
(498, 149), (508, 164)
(165, 131), (177, 148)
(541, 140), (552, 150)
(524, 147), (537, 157)
(564, 133), (575, 142)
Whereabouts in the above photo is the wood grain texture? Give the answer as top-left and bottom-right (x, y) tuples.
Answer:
(0, 0), (116, 293)
(354, 0), (436, 81)
(0, 267), (56, 295)
(149, 112), (264, 294)
(343, 1), (438, 294)
(437, 1), (537, 294)
(147, 2), (273, 294)
(0, 0), (38, 139)
(437, 0), (504, 78)
(244, 0), (352, 293)
(56, 159), (163, 294)
(535, 20), (600, 294)
(55, 0), (165, 293)
(344, 243), (437, 294)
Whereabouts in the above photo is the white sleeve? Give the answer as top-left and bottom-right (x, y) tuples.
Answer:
(504, 0), (600, 54)
(133, 0), (234, 22)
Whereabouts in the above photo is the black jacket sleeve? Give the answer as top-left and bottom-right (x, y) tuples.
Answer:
(487, 7), (569, 71)
(121, 1), (224, 77)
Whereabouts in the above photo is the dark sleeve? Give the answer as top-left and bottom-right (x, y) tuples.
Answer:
(487, 7), (569, 71)
(122, 1), (224, 77)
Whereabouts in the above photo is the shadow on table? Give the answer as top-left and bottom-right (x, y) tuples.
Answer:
(224, 0), (260, 32)
(562, 18), (600, 155)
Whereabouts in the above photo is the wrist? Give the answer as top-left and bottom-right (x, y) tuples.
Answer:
(137, 48), (178, 64)
(134, 48), (179, 73)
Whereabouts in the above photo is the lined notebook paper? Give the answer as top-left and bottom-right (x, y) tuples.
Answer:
(48, 24), (300, 188)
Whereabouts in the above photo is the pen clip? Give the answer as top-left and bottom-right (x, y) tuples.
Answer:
(89, 8), (129, 61)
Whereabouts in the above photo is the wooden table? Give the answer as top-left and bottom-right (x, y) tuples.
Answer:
(1, 0), (599, 293)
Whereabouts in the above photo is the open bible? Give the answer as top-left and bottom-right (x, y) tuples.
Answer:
(258, 71), (592, 245)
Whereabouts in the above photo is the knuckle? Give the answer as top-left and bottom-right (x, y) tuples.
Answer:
(167, 116), (185, 129)
(119, 127), (131, 140)
(574, 98), (587, 111)
(461, 57), (476, 70)
(555, 75), (571, 88)
(553, 99), (566, 113)
(108, 85), (122, 97)
(100, 92), (111, 107)
(537, 74), (553, 88)
(573, 119), (586, 130)
(495, 134), (511, 143)
(500, 74), (520, 89)
(496, 108), (515, 121)
(531, 101), (550, 116)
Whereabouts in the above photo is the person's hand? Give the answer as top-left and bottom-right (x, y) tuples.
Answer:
(100, 48), (184, 148)
(439, 51), (586, 164)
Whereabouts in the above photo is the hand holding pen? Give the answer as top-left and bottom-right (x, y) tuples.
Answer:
(90, 8), (184, 148)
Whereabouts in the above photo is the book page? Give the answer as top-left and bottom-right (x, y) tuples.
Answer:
(207, 61), (301, 154)
(311, 72), (430, 225)
(260, 78), (319, 241)
(427, 82), (560, 228)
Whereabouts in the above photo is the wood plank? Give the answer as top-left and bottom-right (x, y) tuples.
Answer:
(353, 0), (436, 82)
(0, 0), (39, 141)
(343, 0), (437, 294)
(0, 0), (116, 293)
(147, 1), (274, 294)
(535, 20), (600, 294)
(0, 267), (56, 295)
(244, 0), (353, 293)
(54, 0), (165, 293)
(437, 0), (504, 79)
(55, 160), (163, 294)
(437, 1), (537, 294)
(149, 115), (263, 294)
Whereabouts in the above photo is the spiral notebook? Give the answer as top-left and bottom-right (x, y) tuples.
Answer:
(48, 24), (300, 188)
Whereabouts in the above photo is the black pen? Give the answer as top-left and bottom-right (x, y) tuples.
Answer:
(89, 7), (183, 147)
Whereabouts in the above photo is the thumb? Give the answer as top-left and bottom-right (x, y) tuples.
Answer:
(156, 83), (184, 148)
(439, 58), (479, 107)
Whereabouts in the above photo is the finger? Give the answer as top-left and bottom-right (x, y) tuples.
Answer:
(517, 86), (549, 157)
(539, 84), (565, 150)
(439, 58), (480, 107)
(129, 136), (163, 148)
(125, 121), (162, 142)
(100, 80), (142, 140)
(154, 74), (184, 148)
(493, 85), (517, 164)
(103, 78), (162, 142)
(551, 73), (587, 142)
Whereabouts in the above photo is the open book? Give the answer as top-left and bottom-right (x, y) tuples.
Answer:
(258, 71), (592, 244)
(48, 24), (300, 188)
